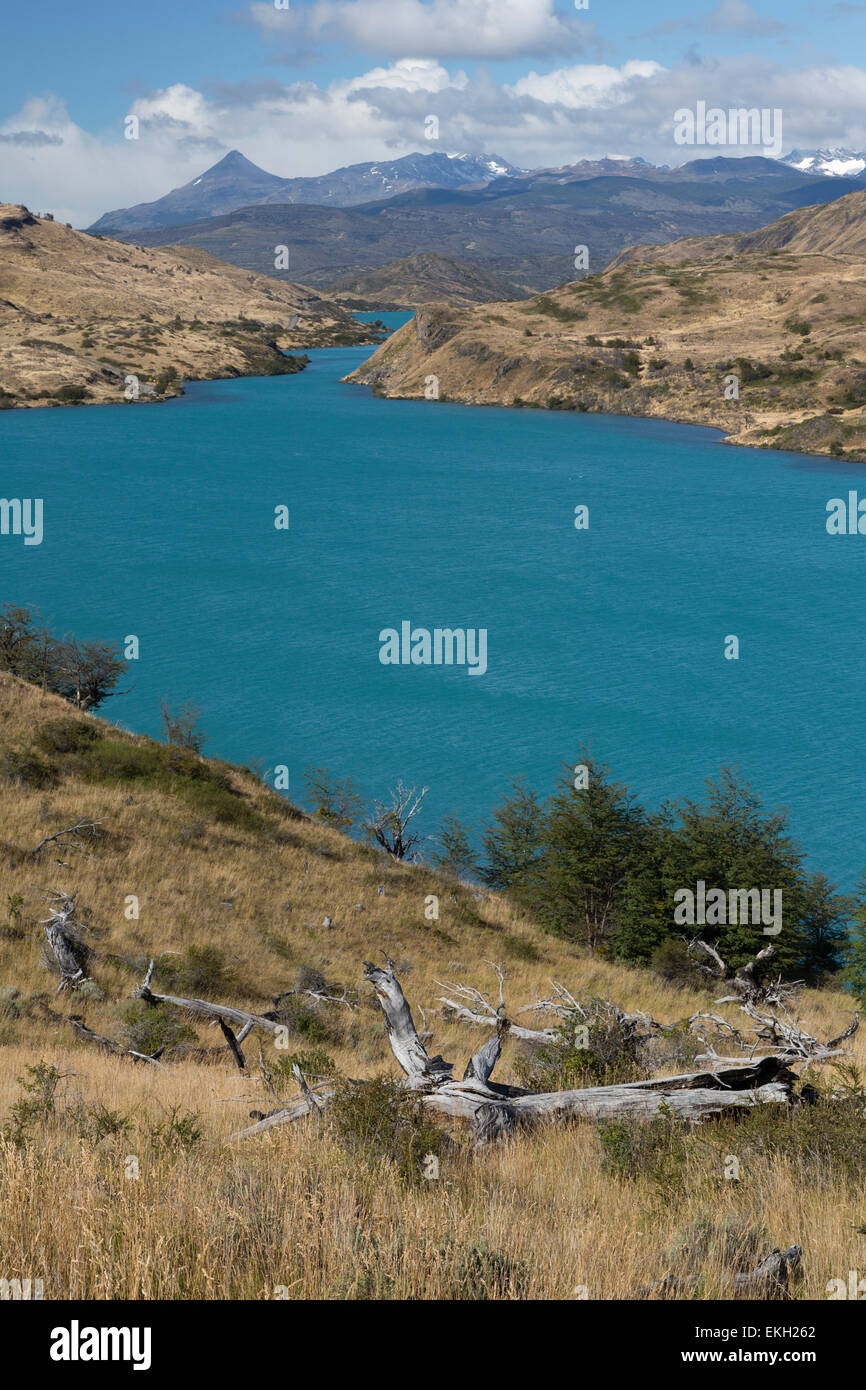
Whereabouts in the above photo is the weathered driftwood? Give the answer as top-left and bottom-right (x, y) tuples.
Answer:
(133, 958), (285, 1037)
(642, 1245), (802, 1300)
(31, 820), (102, 859)
(36, 1001), (165, 1067)
(441, 957), (859, 1069)
(230, 960), (797, 1145)
(42, 892), (91, 992)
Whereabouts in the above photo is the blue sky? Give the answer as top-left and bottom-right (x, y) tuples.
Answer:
(2, 0), (865, 223)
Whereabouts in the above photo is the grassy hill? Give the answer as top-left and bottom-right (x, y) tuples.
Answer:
(328, 252), (531, 309)
(0, 205), (374, 410)
(0, 672), (863, 1299)
(346, 189), (866, 462)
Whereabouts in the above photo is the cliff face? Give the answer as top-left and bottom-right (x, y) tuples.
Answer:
(346, 191), (866, 462)
(0, 205), (374, 409)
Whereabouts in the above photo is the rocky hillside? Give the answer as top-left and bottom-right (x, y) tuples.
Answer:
(0, 205), (374, 409)
(347, 189), (866, 461)
(328, 252), (530, 308)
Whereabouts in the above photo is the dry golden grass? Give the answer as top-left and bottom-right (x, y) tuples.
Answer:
(348, 191), (866, 461)
(0, 672), (864, 1301)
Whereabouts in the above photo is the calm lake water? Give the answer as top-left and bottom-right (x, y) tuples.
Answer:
(3, 311), (865, 886)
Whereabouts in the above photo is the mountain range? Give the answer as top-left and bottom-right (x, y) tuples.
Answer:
(98, 154), (866, 294)
(88, 150), (521, 234)
(780, 147), (866, 178)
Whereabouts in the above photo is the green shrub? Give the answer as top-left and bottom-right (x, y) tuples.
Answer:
(597, 1107), (690, 1193)
(157, 944), (236, 997)
(328, 1076), (448, 1186)
(121, 1000), (197, 1056)
(515, 1007), (649, 1092)
(0, 746), (56, 788)
(34, 718), (103, 755)
(147, 1105), (203, 1150)
(273, 993), (335, 1043)
(650, 938), (702, 985)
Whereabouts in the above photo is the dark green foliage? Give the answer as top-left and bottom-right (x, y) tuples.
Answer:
(302, 765), (365, 830)
(271, 1048), (336, 1091)
(502, 932), (540, 963)
(53, 384), (89, 403)
(327, 1076), (448, 1186)
(431, 812), (478, 879)
(728, 357), (772, 384)
(650, 938), (703, 985)
(528, 757), (647, 950)
(481, 779), (546, 899)
(479, 759), (851, 981)
(842, 875), (866, 1004)
(156, 944), (237, 997)
(121, 1000), (197, 1056)
(0, 604), (124, 710)
(273, 993), (336, 1044)
(0, 746), (56, 788)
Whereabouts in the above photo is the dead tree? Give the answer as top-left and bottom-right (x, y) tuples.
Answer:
(229, 960), (798, 1146)
(641, 1245), (802, 1300)
(42, 892), (91, 992)
(364, 782), (428, 860)
(688, 940), (803, 1007)
(30, 820), (102, 858)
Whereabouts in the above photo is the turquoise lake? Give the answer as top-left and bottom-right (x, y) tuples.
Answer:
(2, 311), (865, 887)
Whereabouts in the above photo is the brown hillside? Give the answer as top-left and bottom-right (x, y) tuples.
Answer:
(347, 193), (866, 462)
(0, 204), (373, 409)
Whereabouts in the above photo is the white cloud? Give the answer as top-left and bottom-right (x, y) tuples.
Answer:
(342, 58), (466, 94)
(511, 60), (664, 110)
(249, 0), (592, 60)
(5, 57), (866, 226)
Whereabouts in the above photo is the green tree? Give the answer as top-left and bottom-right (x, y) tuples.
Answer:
(303, 766), (365, 830)
(481, 779), (546, 900)
(617, 769), (807, 973)
(795, 872), (851, 984)
(529, 757), (647, 951)
(842, 872), (866, 1005)
(431, 813), (477, 880)
(55, 636), (126, 711)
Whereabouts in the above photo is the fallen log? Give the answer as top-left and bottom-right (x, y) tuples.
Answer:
(36, 1001), (165, 1067)
(230, 960), (796, 1145)
(641, 1244), (802, 1300)
(133, 959), (285, 1038)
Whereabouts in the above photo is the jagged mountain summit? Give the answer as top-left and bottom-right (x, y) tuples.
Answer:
(780, 148), (866, 178)
(88, 149), (522, 234)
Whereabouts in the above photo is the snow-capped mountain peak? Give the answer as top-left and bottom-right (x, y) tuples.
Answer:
(780, 147), (866, 178)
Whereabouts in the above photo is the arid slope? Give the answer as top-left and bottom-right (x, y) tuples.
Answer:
(0, 673), (863, 1299)
(0, 204), (373, 409)
(346, 189), (866, 461)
